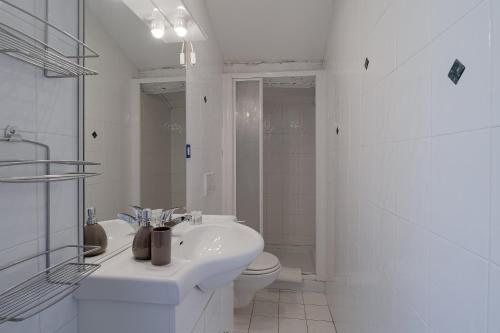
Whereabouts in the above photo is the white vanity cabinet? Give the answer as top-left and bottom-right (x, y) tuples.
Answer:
(76, 217), (262, 333)
(191, 284), (233, 333)
(78, 283), (233, 333)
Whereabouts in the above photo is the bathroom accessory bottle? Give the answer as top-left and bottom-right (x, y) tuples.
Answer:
(83, 207), (107, 257)
(132, 208), (153, 260)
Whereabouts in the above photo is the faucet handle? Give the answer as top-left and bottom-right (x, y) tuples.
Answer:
(130, 205), (144, 222)
(160, 207), (180, 225)
(117, 213), (137, 225)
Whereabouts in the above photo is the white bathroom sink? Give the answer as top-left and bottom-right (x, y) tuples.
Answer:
(172, 219), (263, 290)
(76, 215), (263, 305)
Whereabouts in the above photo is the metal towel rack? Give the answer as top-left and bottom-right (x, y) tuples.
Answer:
(0, 126), (101, 183)
(0, 245), (101, 324)
(0, 0), (98, 77)
(0, 125), (102, 324)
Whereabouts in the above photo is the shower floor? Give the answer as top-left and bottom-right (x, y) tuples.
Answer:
(265, 244), (315, 274)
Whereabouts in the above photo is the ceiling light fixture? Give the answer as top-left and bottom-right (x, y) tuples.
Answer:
(179, 41), (196, 66)
(150, 8), (165, 39)
(174, 6), (188, 38)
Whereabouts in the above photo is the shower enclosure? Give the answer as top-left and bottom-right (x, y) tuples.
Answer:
(233, 77), (316, 276)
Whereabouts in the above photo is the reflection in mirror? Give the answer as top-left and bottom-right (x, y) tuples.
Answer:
(83, 0), (186, 222)
(140, 82), (186, 213)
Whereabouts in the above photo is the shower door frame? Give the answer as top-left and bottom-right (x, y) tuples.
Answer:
(222, 70), (328, 281)
(232, 78), (264, 234)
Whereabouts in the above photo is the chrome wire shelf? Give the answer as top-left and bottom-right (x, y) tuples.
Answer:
(0, 160), (100, 167)
(0, 127), (102, 325)
(0, 127), (102, 183)
(0, 0), (99, 77)
(0, 172), (100, 183)
(0, 245), (101, 324)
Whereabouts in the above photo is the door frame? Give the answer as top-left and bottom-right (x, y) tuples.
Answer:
(232, 78), (264, 234)
(222, 70), (328, 281)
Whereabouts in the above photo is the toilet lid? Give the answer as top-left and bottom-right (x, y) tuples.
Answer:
(245, 252), (280, 271)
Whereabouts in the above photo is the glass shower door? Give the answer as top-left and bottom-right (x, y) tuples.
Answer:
(234, 79), (263, 233)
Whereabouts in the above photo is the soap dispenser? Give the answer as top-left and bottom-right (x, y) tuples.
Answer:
(84, 207), (107, 257)
(132, 208), (153, 260)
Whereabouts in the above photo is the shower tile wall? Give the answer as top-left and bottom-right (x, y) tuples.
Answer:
(324, 0), (500, 332)
(263, 88), (315, 247)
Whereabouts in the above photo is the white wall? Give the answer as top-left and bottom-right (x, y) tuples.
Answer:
(140, 93), (172, 209)
(325, 0), (500, 332)
(0, 1), (82, 332)
(84, 8), (139, 221)
(184, 0), (224, 214)
(168, 92), (187, 210)
(263, 88), (316, 247)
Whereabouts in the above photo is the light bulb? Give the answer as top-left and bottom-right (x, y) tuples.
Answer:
(150, 9), (165, 39)
(174, 7), (188, 37)
(174, 17), (187, 37)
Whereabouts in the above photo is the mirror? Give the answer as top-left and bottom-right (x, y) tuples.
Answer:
(83, 0), (186, 222)
(140, 82), (186, 213)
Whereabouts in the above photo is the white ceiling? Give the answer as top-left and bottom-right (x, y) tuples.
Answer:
(87, 0), (183, 71)
(205, 0), (334, 64)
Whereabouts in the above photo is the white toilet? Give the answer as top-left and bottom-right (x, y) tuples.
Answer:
(234, 252), (281, 308)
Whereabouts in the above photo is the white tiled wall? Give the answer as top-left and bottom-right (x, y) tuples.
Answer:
(168, 92), (187, 210)
(324, 0), (499, 332)
(84, 7), (139, 220)
(263, 88), (316, 246)
(0, 1), (81, 332)
(185, 0), (224, 214)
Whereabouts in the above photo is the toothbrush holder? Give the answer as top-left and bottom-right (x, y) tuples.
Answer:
(151, 227), (172, 266)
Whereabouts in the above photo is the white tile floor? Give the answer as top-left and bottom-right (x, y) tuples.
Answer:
(265, 246), (316, 274)
(233, 289), (336, 333)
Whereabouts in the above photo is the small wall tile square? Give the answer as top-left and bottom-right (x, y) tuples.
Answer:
(489, 264), (500, 333)
(430, 129), (490, 257)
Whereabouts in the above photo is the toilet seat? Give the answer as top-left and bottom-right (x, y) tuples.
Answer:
(242, 252), (280, 275)
(234, 251), (281, 308)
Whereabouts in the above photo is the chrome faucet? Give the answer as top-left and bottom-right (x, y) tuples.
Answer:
(117, 205), (144, 225)
(161, 207), (191, 227)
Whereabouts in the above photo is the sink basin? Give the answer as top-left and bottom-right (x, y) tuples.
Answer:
(172, 220), (263, 290)
(76, 215), (264, 305)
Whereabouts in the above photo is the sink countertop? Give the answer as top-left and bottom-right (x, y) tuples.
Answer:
(76, 215), (263, 305)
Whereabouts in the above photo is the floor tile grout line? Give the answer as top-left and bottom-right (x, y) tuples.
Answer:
(243, 290), (332, 332)
(326, 302), (337, 333)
